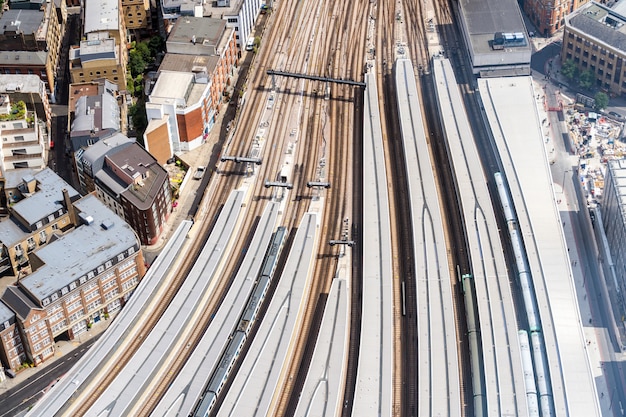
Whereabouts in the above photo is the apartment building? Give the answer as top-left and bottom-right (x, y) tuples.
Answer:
(69, 88), (120, 152)
(72, 0), (128, 89)
(144, 17), (237, 157)
(524, 0), (591, 36)
(122, 0), (151, 31)
(79, 139), (172, 245)
(0, 171), (145, 371)
(161, 0), (261, 47)
(0, 301), (23, 372)
(0, 3), (64, 101)
(562, 1), (626, 96)
(0, 75), (51, 133)
(0, 112), (46, 171)
(600, 158), (626, 321)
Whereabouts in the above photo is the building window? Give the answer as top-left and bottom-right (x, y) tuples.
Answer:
(583, 51), (589, 58)
(582, 61), (588, 68)
(600, 59), (605, 66)
(575, 46), (581, 54)
(591, 55), (597, 62)
(608, 62), (613, 70)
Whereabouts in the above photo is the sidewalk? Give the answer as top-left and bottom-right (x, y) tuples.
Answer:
(142, 46), (258, 257)
(0, 315), (108, 393)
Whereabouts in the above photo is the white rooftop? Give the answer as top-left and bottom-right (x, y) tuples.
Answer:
(150, 71), (194, 104)
(478, 76), (601, 417)
(84, 0), (120, 35)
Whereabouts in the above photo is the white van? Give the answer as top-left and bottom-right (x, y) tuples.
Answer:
(245, 37), (255, 51)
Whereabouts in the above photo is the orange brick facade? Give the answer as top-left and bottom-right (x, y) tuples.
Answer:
(524, 0), (591, 37)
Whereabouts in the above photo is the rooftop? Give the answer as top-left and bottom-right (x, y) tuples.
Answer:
(159, 53), (219, 74)
(80, 133), (135, 179)
(19, 193), (139, 303)
(0, 51), (47, 66)
(149, 71), (197, 108)
(111, 144), (169, 210)
(1, 286), (39, 320)
(10, 168), (80, 230)
(68, 79), (117, 111)
(0, 300), (15, 330)
(459, 0), (529, 54)
(84, 0), (120, 35)
(78, 38), (117, 62)
(0, 9), (44, 36)
(567, 2), (626, 52)
(167, 16), (225, 47)
(0, 74), (45, 94)
(71, 92), (120, 137)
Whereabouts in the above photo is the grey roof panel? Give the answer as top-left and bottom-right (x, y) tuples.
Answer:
(1, 286), (39, 320)
(0, 9), (44, 35)
(11, 168), (79, 229)
(0, 300), (15, 325)
(19, 194), (139, 302)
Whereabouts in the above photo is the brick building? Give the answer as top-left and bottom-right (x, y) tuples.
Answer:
(0, 170), (145, 372)
(77, 135), (172, 245)
(71, 0), (127, 90)
(0, 3), (65, 101)
(144, 17), (237, 159)
(562, 1), (626, 96)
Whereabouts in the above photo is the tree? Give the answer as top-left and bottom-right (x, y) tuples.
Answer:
(129, 49), (146, 78)
(135, 42), (151, 62)
(594, 92), (609, 111)
(148, 36), (165, 57)
(561, 59), (578, 81)
(129, 102), (148, 138)
(578, 69), (595, 89)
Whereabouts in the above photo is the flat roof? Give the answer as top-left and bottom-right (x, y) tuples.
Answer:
(478, 76), (601, 417)
(20, 194), (138, 302)
(567, 2), (626, 52)
(459, 0), (529, 54)
(0, 74), (44, 94)
(159, 53), (219, 74)
(79, 38), (116, 61)
(84, 0), (119, 34)
(11, 168), (80, 229)
(150, 71), (194, 104)
(168, 16), (225, 46)
(0, 9), (44, 35)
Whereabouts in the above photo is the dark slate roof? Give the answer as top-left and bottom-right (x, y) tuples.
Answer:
(1, 286), (39, 320)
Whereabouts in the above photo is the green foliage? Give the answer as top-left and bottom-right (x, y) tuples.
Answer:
(561, 59), (578, 81)
(148, 36), (165, 57)
(135, 42), (151, 62)
(0, 100), (26, 121)
(129, 49), (146, 78)
(594, 92), (609, 111)
(578, 69), (595, 89)
(129, 101), (148, 138)
(126, 76), (135, 95)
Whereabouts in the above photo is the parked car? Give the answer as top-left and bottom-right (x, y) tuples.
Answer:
(194, 166), (206, 180)
(608, 111), (623, 119)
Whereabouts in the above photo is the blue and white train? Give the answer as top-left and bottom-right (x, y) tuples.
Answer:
(494, 172), (554, 417)
(192, 226), (287, 417)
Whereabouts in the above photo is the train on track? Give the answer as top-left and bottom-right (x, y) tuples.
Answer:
(494, 172), (554, 417)
(461, 273), (487, 415)
(191, 226), (287, 417)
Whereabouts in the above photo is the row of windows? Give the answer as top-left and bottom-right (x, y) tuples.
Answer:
(77, 69), (118, 77)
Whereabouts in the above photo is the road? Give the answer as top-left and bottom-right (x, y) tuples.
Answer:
(0, 337), (99, 417)
(545, 76), (626, 416)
